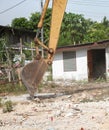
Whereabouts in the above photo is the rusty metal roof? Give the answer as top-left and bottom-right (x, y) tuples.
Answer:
(56, 40), (109, 52)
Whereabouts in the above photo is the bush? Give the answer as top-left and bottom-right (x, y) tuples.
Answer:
(3, 100), (13, 113)
(0, 98), (2, 107)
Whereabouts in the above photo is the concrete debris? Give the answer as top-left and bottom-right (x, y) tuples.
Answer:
(1, 82), (109, 129)
(0, 94), (109, 130)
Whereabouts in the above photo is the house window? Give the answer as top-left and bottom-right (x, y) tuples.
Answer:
(63, 51), (76, 71)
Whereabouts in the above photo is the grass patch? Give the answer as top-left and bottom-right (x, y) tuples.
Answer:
(0, 83), (27, 95)
(80, 98), (93, 103)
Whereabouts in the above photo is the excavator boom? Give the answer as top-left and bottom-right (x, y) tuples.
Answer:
(21, 0), (68, 97)
(48, 0), (68, 61)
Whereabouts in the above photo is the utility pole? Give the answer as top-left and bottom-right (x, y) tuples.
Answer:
(40, 0), (44, 57)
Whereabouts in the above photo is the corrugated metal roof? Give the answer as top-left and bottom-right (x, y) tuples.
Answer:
(56, 40), (109, 52)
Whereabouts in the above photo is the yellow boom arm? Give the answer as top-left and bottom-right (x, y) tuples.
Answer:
(34, 0), (68, 63)
(21, 0), (68, 97)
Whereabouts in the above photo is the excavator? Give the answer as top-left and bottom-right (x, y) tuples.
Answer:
(21, 0), (68, 98)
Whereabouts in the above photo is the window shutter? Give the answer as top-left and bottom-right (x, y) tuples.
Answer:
(63, 51), (76, 71)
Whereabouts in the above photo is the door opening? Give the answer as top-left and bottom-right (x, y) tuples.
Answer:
(88, 49), (106, 80)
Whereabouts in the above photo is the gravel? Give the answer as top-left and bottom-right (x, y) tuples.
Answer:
(0, 93), (109, 130)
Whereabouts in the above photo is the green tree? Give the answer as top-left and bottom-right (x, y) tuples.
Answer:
(11, 10), (109, 47)
(29, 9), (51, 45)
(11, 17), (29, 29)
(84, 22), (109, 42)
(59, 13), (92, 46)
(102, 16), (109, 27)
(43, 8), (51, 45)
(29, 12), (40, 30)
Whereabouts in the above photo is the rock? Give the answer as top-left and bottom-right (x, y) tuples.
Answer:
(46, 128), (55, 130)
(54, 110), (61, 117)
(65, 112), (73, 117)
(34, 98), (41, 103)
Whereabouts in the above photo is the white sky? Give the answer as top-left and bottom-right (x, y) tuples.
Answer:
(0, 0), (109, 26)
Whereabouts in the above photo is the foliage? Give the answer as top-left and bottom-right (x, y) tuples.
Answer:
(59, 13), (92, 45)
(11, 17), (30, 29)
(0, 98), (2, 107)
(29, 9), (51, 45)
(29, 12), (41, 30)
(102, 16), (109, 27)
(43, 8), (51, 45)
(0, 36), (16, 68)
(22, 42), (36, 60)
(0, 38), (8, 62)
(11, 9), (109, 46)
(0, 83), (27, 95)
(84, 22), (109, 42)
(3, 100), (13, 113)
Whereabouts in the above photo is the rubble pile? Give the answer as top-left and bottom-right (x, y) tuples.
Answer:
(0, 81), (109, 130)
(0, 94), (109, 130)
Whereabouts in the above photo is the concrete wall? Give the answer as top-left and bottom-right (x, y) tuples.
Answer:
(52, 49), (88, 81)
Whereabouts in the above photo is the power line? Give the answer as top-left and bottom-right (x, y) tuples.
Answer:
(66, 8), (109, 19)
(71, 1), (109, 7)
(73, 0), (109, 4)
(0, 0), (27, 14)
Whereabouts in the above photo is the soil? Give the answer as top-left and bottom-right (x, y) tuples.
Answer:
(0, 81), (109, 130)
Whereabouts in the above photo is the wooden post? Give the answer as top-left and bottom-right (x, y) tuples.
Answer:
(18, 38), (23, 86)
(31, 42), (34, 61)
(20, 38), (23, 55)
(16, 67), (22, 87)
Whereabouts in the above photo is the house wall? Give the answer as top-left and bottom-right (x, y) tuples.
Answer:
(76, 49), (88, 80)
(52, 49), (88, 81)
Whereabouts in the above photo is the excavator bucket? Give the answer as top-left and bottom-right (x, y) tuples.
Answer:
(21, 58), (48, 97)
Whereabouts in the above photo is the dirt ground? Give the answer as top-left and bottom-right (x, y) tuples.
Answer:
(1, 81), (109, 130)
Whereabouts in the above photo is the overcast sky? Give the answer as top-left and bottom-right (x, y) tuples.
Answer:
(0, 0), (109, 26)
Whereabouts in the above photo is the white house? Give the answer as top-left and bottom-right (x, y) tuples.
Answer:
(52, 40), (109, 81)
